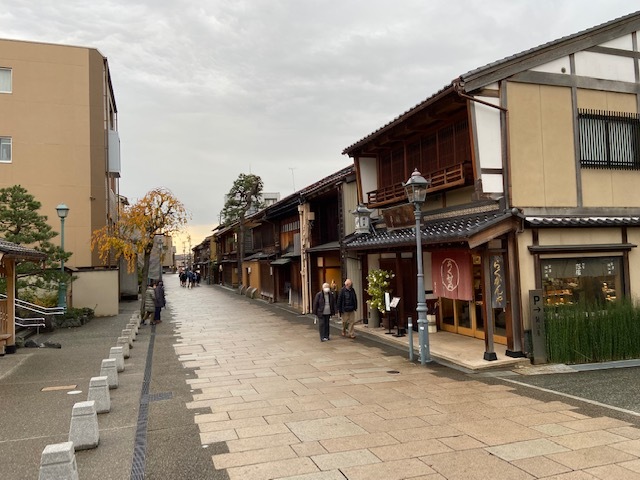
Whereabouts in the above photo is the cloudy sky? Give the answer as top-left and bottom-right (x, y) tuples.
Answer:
(0, 1), (636, 246)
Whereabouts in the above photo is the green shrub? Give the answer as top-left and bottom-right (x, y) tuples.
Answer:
(545, 299), (640, 364)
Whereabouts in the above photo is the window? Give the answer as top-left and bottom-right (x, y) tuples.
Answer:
(541, 256), (622, 306)
(0, 68), (11, 93)
(578, 109), (640, 170)
(0, 137), (11, 162)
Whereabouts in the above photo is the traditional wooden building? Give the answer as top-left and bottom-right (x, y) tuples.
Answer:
(343, 11), (640, 361)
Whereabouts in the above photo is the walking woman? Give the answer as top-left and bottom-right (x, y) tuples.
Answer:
(313, 282), (336, 342)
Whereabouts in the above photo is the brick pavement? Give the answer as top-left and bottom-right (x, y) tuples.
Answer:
(167, 276), (640, 480)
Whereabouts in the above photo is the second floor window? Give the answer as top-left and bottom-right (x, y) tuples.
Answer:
(578, 109), (640, 170)
(0, 137), (11, 162)
(0, 68), (11, 93)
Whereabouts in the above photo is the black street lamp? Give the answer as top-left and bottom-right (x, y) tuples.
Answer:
(56, 203), (70, 310)
(403, 169), (431, 364)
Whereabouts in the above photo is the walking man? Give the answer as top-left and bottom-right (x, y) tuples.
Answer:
(337, 278), (358, 339)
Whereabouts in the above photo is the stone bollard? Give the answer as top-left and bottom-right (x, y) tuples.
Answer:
(100, 358), (118, 389)
(69, 401), (99, 450)
(131, 314), (140, 326)
(109, 346), (125, 372)
(122, 329), (134, 347)
(39, 441), (79, 480)
(127, 322), (139, 335)
(116, 337), (130, 358)
(87, 376), (111, 413)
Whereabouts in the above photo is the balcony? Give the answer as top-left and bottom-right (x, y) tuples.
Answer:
(366, 163), (467, 208)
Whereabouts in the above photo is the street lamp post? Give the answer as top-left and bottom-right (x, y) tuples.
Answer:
(403, 169), (431, 365)
(56, 203), (70, 310)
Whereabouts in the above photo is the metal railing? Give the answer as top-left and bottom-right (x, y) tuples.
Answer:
(0, 293), (64, 334)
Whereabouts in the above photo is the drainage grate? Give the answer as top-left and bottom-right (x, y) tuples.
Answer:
(142, 391), (173, 404)
(130, 323), (157, 480)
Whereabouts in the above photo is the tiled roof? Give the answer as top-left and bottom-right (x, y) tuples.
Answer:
(0, 238), (47, 260)
(345, 210), (516, 249)
(526, 216), (640, 227)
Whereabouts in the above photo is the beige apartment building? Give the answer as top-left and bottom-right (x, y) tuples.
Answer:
(0, 38), (121, 315)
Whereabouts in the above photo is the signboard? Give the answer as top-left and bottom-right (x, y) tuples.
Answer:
(491, 255), (506, 309)
(529, 289), (547, 364)
(390, 297), (401, 309)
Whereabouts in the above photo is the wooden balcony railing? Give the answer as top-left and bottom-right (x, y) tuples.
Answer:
(367, 163), (467, 208)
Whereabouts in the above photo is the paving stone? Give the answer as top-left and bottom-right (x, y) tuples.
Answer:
(485, 438), (570, 461)
(225, 455), (318, 480)
(287, 416), (367, 441)
(419, 448), (534, 480)
(340, 457), (436, 480)
(585, 464), (640, 479)
(511, 455), (572, 477)
(213, 445), (298, 469)
(552, 430), (629, 450)
(320, 431), (398, 453)
(546, 445), (637, 470)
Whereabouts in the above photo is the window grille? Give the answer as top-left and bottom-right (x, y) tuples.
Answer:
(578, 109), (640, 170)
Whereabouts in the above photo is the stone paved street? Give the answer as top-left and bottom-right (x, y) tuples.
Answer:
(166, 275), (640, 480)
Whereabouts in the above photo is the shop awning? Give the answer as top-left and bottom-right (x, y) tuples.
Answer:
(306, 241), (340, 253)
(243, 252), (273, 261)
(271, 258), (292, 266)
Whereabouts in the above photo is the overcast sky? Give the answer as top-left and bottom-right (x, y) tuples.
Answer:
(0, 1), (636, 247)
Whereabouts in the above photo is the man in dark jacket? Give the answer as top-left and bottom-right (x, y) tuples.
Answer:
(337, 279), (358, 338)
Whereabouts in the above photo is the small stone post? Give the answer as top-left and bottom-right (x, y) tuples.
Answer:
(122, 328), (134, 346)
(109, 346), (125, 372)
(116, 337), (130, 358)
(69, 401), (99, 450)
(87, 376), (111, 413)
(38, 441), (79, 480)
(100, 358), (118, 389)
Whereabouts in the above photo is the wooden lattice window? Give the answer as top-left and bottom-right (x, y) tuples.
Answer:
(578, 109), (640, 170)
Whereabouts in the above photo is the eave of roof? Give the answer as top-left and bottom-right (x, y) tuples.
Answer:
(526, 216), (640, 227)
(345, 209), (520, 250)
(459, 10), (640, 92)
(0, 239), (46, 261)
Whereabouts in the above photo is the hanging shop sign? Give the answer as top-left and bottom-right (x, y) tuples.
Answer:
(431, 250), (473, 301)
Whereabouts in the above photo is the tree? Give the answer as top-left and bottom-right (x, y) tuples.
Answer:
(220, 174), (264, 284)
(91, 187), (188, 313)
(0, 185), (69, 298)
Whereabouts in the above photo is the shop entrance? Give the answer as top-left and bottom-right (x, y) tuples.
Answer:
(439, 254), (507, 345)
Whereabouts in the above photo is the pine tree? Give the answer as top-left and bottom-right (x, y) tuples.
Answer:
(0, 185), (69, 300)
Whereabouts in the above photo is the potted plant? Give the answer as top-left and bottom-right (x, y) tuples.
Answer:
(366, 269), (394, 327)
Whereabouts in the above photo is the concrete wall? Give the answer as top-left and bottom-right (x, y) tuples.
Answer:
(73, 269), (119, 316)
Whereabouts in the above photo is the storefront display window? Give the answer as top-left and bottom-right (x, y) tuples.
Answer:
(541, 256), (622, 306)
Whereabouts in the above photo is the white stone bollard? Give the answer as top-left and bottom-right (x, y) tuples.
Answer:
(87, 376), (111, 413)
(122, 329), (134, 347)
(131, 314), (140, 326)
(69, 401), (99, 450)
(109, 346), (125, 372)
(128, 322), (139, 335)
(39, 441), (79, 480)
(116, 337), (130, 358)
(100, 358), (118, 389)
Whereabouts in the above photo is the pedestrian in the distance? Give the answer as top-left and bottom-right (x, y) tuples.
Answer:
(313, 282), (336, 342)
(141, 281), (155, 325)
(337, 278), (358, 339)
(152, 280), (165, 325)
